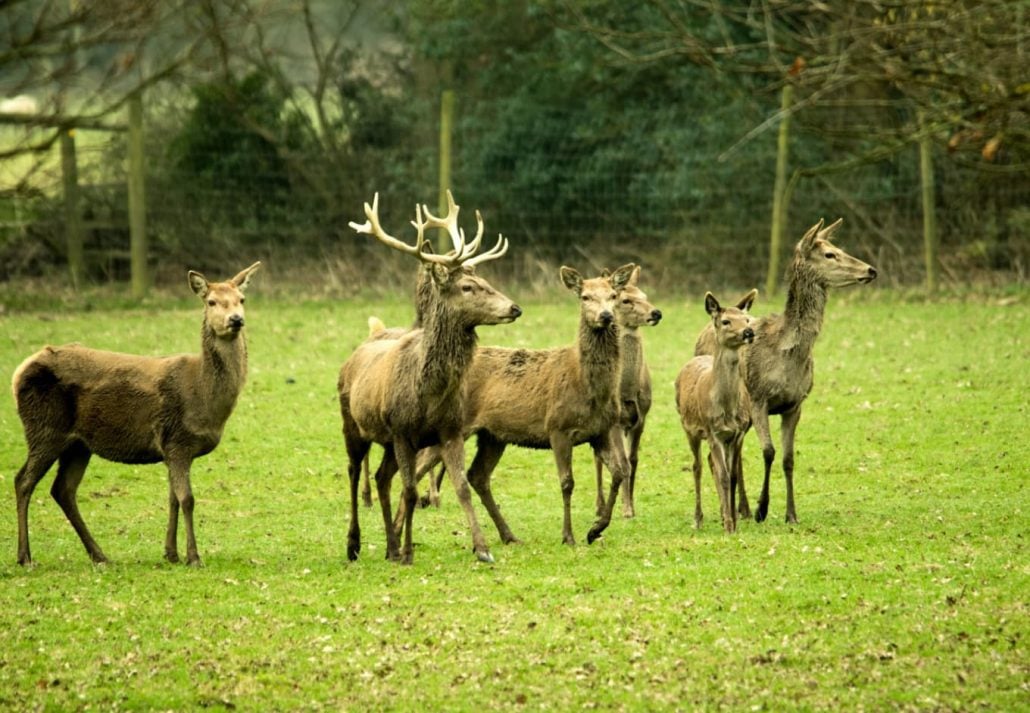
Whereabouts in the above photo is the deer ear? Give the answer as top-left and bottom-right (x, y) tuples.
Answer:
(599, 268), (611, 278)
(560, 266), (583, 293)
(799, 219), (824, 252)
(736, 288), (758, 312)
(609, 263), (637, 290)
(188, 271), (209, 298)
(627, 265), (641, 286)
(817, 217), (844, 241)
(704, 292), (721, 316)
(231, 261), (261, 292)
(430, 263), (451, 285)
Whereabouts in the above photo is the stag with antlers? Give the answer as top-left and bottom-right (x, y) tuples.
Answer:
(337, 191), (520, 565)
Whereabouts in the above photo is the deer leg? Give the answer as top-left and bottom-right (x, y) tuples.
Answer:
(735, 432), (751, 518)
(750, 406), (775, 523)
(587, 426), (629, 545)
(15, 448), (60, 567)
(393, 441), (420, 565)
(430, 465), (446, 508)
(374, 446), (401, 562)
(414, 447), (442, 508)
(51, 442), (107, 564)
(440, 436), (494, 564)
(345, 427), (371, 562)
(780, 407), (803, 524)
(361, 451), (373, 508)
(166, 459), (201, 566)
(624, 425), (643, 519)
(708, 438), (735, 534)
(687, 433), (704, 529)
(548, 433), (577, 546)
(467, 433), (520, 545)
(165, 481), (181, 563)
(592, 449), (606, 517)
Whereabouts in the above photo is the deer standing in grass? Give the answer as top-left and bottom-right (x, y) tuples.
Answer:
(592, 265), (662, 519)
(11, 262), (261, 566)
(338, 192), (520, 564)
(695, 219), (877, 523)
(406, 264), (637, 547)
(677, 290), (757, 533)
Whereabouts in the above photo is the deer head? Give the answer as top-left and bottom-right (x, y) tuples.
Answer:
(705, 289), (757, 350)
(796, 219), (878, 288)
(603, 265), (662, 328)
(350, 192), (521, 327)
(189, 262), (261, 339)
(561, 263), (636, 329)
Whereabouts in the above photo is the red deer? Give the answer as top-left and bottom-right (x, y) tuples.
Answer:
(12, 262), (261, 566)
(695, 219), (877, 523)
(676, 290), (757, 533)
(592, 265), (662, 518)
(406, 264), (638, 547)
(338, 191), (520, 564)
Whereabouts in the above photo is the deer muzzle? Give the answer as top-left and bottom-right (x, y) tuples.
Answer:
(648, 309), (663, 325)
(228, 315), (245, 332)
(743, 327), (755, 343)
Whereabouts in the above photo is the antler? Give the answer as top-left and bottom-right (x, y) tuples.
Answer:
(348, 193), (453, 266)
(351, 191), (509, 269)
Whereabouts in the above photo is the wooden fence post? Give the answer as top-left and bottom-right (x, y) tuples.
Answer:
(60, 128), (84, 289)
(918, 112), (939, 292)
(765, 81), (794, 298)
(128, 92), (147, 298)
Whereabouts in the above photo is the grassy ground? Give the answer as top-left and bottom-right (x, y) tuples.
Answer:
(0, 281), (1026, 711)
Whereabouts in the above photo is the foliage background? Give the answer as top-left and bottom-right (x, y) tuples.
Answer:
(0, 0), (1026, 292)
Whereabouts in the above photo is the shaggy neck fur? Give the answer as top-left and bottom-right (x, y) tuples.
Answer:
(781, 257), (827, 355)
(710, 342), (744, 424)
(419, 295), (477, 398)
(200, 322), (248, 420)
(618, 327), (643, 400)
(578, 320), (622, 406)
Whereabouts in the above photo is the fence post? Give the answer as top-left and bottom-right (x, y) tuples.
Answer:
(918, 112), (938, 292)
(128, 91), (147, 298)
(60, 128), (84, 289)
(765, 81), (794, 298)
(437, 88), (454, 252)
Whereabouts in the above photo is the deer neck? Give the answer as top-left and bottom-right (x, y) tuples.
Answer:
(780, 264), (827, 354)
(710, 344), (744, 417)
(578, 320), (621, 402)
(419, 304), (477, 397)
(619, 327), (643, 399)
(200, 325), (248, 419)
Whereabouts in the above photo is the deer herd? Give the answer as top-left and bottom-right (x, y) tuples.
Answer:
(10, 191), (877, 568)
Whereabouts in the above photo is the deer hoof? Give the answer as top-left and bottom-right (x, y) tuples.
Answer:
(186, 557), (203, 568)
(586, 528), (602, 545)
(165, 551), (180, 564)
(474, 549), (495, 564)
(754, 504), (768, 523)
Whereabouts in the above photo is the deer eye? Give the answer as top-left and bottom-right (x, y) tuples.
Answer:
(239, 297), (246, 304)
(825, 252), (837, 259)
(207, 299), (216, 307)
(461, 284), (473, 293)
(622, 298), (632, 305)
(721, 319), (730, 326)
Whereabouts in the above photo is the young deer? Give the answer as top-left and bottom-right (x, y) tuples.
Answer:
(695, 218), (877, 523)
(12, 262), (261, 566)
(592, 265), (662, 518)
(407, 264), (637, 547)
(338, 192), (520, 565)
(676, 290), (757, 533)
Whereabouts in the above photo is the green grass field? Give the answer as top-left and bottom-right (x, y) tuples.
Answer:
(0, 282), (1026, 711)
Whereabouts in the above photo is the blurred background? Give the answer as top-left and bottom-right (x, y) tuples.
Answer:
(0, 0), (1026, 297)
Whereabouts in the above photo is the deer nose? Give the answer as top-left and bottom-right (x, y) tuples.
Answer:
(510, 304), (522, 319)
(600, 310), (614, 326)
(229, 314), (245, 330)
(650, 309), (662, 324)
(743, 327), (755, 343)
(867, 266), (878, 279)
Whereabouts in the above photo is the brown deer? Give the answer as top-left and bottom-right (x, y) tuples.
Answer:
(11, 262), (261, 567)
(592, 265), (662, 518)
(676, 290), (757, 533)
(406, 264), (637, 547)
(695, 218), (877, 523)
(338, 191), (520, 565)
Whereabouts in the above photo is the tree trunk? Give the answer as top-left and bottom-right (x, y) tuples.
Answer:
(61, 128), (84, 290)
(128, 92), (148, 298)
(918, 112), (939, 292)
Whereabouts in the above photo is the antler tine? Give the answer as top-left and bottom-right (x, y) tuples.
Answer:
(421, 190), (463, 256)
(463, 233), (509, 268)
(349, 193), (452, 264)
(456, 209), (485, 261)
